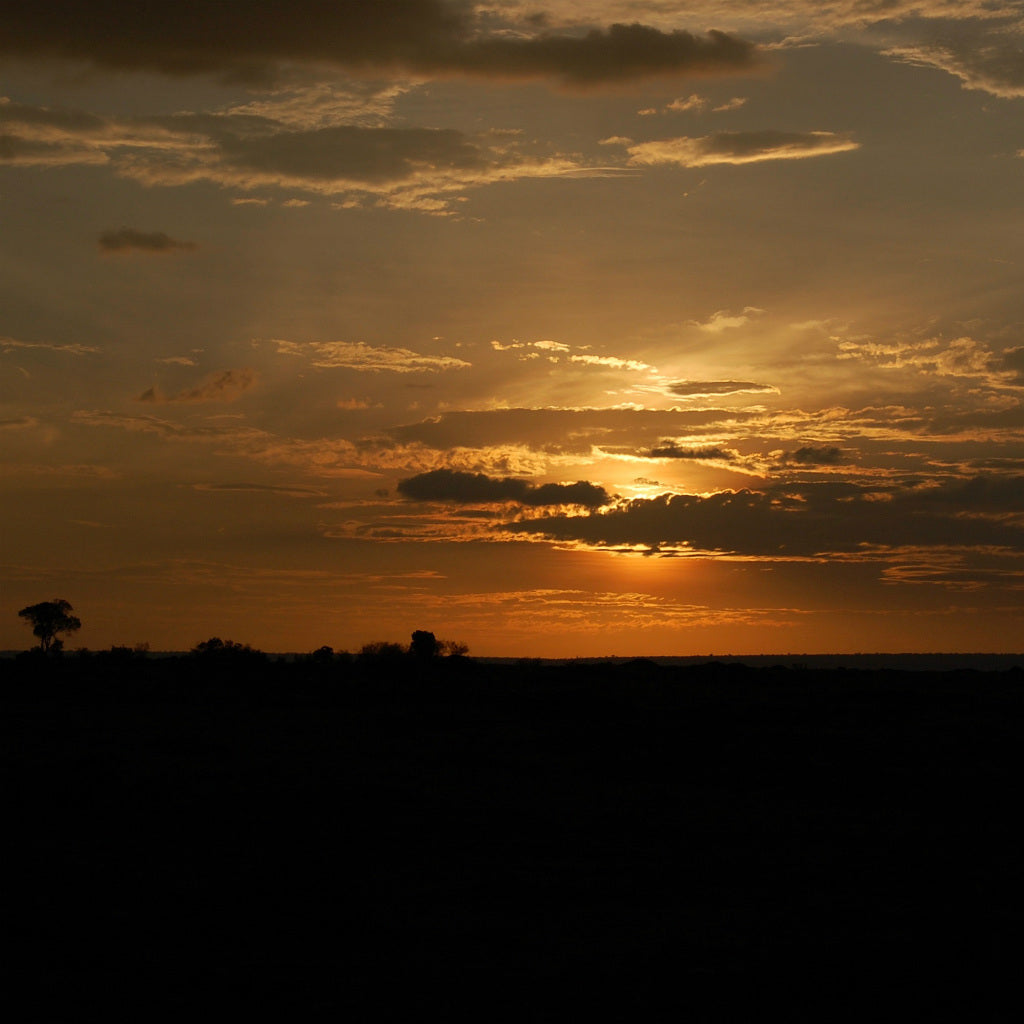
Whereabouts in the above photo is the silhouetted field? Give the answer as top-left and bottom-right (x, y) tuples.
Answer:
(4, 656), (1022, 1019)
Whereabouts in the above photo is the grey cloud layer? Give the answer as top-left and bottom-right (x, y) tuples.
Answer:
(0, 3), (758, 85)
(397, 469), (610, 507)
(0, 100), (580, 207)
(99, 228), (197, 253)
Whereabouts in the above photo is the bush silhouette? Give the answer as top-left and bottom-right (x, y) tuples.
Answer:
(410, 630), (438, 659)
(190, 637), (265, 660)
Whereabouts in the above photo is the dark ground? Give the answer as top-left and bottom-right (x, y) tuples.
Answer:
(3, 654), (1022, 1019)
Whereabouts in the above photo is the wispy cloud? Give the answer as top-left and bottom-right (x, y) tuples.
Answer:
(192, 483), (327, 498)
(664, 93), (746, 114)
(625, 130), (860, 167)
(156, 355), (200, 367)
(837, 334), (1024, 389)
(691, 307), (764, 332)
(275, 339), (470, 373)
(491, 337), (655, 372)
(1, 336), (98, 356)
(1, 97), (586, 213)
(387, 407), (759, 455)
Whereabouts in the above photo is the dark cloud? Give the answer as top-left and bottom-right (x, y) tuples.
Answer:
(138, 368), (255, 403)
(437, 24), (759, 86)
(647, 442), (733, 460)
(0, 98), (105, 132)
(0, 135), (54, 160)
(220, 126), (485, 184)
(0, 4), (758, 85)
(926, 403), (1024, 435)
(999, 346), (1024, 383)
(99, 228), (197, 254)
(505, 477), (1024, 558)
(787, 445), (845, 465)
(193, 483), (326, 498)
(398, 469), (609, 507)
(0, 0), (463, 81)
(667, 380), (777, 398)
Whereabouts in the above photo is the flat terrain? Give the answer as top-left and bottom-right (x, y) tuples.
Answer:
(4, 656), (1021, 1019)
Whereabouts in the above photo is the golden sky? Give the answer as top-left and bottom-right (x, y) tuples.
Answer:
(5, 1), (1024, 655)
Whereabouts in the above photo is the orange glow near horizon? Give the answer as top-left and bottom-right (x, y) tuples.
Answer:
(5, 5), (1024, 655)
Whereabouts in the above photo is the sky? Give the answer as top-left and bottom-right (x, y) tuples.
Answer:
(5, 1), (1024, 656)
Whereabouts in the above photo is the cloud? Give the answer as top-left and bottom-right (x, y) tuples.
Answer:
(786, 445), (845, 466)
(0, 463), (121, 482)
(569, 354), (654, 371)
(1, 98), (586, 212)
(625, 130), (860, 167)
(1000, 347), (1024, 384)
(138, 368), (256, 404)
(1, 337), (99, 356)
(115, 120), (556, 208)
(192, 483), (326, 498)
(0, 96), (111, 165)
(439, 24), (761, 86)
(667, 380), (778, 398)
(98, 228), (197, 254)
(505, 477), (1024, 564)
(397, 468), (610, 506)
(156, 355), (200, 366)
(664, 94), (746, 114)
(217, 125), (486, 185)
(0, 7), (760, 86)
(837, 334), (1024, 389)
(667, 94), (709, 113)
(386, 407), (759, 454)
(275, 339), (470, 373)
(492, 337), (655, 372)
(713, 97), (747, 112)
(646, 443), (734, 460)
(691, 307), (764, 332)
(884, 32), (1024, 99)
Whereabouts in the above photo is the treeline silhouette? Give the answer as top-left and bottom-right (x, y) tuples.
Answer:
(13, 626), (468, 667)
(4, 641), (1022, 1018)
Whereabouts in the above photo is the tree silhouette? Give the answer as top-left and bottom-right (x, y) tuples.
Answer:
(358, 641), (406, 662)
(410, 630), (438, 660)
(18, 599), (82, 654)
(190, 637), (263, 659)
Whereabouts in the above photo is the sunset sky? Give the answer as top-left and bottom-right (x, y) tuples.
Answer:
(5, 1), (1024, 656)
